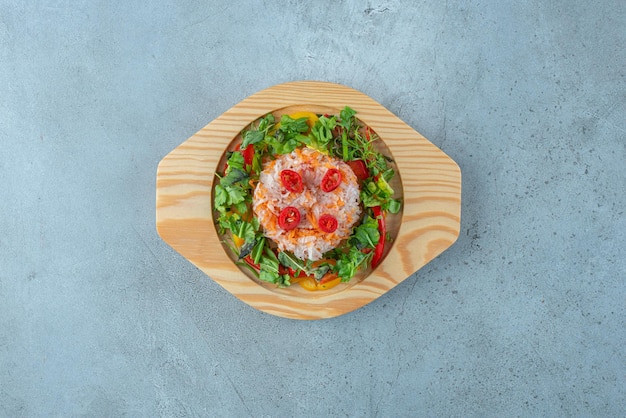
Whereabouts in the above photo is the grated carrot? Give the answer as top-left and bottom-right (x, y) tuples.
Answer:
(252, 147), (361, 261)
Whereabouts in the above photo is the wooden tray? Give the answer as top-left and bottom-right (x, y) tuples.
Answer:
(156, 81), (461, 319)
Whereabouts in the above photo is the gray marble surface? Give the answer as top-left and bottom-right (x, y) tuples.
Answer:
(1, 1), (624, 416)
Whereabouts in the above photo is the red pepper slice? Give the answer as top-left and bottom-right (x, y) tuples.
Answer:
(371, 206), (386, 268)
(278, 206), (301, 231)
(280, 170), (303, 193)
(243, 255), (260, 271)
(318, 214), (338, 233)
(319, 272), (339, 284)
(241, 143), (254, 166)
(288, 267), (309, 278)
(321, 168), (342, 192)
(347, 160), (369, 180)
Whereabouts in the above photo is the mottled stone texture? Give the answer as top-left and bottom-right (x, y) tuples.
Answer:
(0, 0), (624, 416)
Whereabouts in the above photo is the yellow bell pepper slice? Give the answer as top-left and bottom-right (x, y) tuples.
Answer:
(287, 111), (319, 131)
(318, 275), (342, 290)
(298, 277), (319, 291)
(297, 273), (342, 291)
(232, 234), (245, 249)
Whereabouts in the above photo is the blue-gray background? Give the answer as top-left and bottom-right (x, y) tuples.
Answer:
(1, 1), (624, 416)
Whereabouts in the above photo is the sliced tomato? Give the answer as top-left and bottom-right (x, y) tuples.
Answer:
(280, 169), (303, 193)
(318, 214), (338, 233)
(278, 206), (301, 231)
(321, 168), (342, 192)
(347, 160), (369, 180)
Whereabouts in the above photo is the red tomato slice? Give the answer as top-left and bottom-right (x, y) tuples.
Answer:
(321, 168), (342, 192)
(278, 206), (301, 231)
(347, 160), (369, 180)
(280, 170), (303, 193)
(318, 214), (338, 233)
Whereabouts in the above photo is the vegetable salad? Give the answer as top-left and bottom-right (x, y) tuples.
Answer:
(214, 107), (401, 291)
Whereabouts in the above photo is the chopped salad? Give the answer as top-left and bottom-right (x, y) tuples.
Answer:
(213, 107), (401, 291)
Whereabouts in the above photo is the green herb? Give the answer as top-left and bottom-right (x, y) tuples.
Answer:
(214, 151), (253, 216)
(277, 251), (306, 274)
(265, 135), (301, 155)
(259, 256), (280, 283)
(256, 247), (291, 287)
(387, 199), (402, 214)
(213, 184), (229, 211)
(360, 175), (398, 211)
(250, 237), (266, 265)
(339, 106), (357, 160)
(229, 217), (256, 243)
(311, 264), (331, 281)
(326, 215), (379, 282)
(309, 115), (337, 153)
(236, 259), (260, 278)
(334, 246), (371, 282)
(277, 251), (332, 281)
(339, 106), (357, 130)
(353, 216), (380, 249)
(279, 115), (309, 135)
(224, 151), (245, 171)
(220, 167), (247, 187)
(242, 114), (275, 148)
(218, 182), (249, 215)
(259, 115), (310, 155)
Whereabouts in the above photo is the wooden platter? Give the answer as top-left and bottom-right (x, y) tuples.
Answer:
(156, 81), (461, 320)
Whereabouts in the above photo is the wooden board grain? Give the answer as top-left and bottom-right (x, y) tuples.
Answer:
(156, 81), (461, 319)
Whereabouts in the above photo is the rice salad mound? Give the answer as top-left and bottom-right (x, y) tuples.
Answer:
(253, 147), (362, 261)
